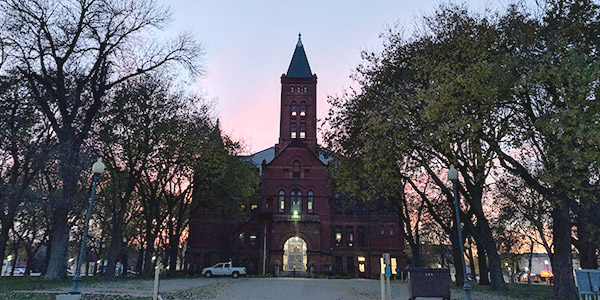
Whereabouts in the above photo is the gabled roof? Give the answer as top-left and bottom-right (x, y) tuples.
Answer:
(285, 34), (314, 78)
(248, 145), (331, 174)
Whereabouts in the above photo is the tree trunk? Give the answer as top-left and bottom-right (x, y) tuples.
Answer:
(45, 148), (80, 280)
(121, 248), (128, 276)
(104, 210), (125, 279)
(141, 231), (156, 278)
(450, 229), (464, 287)
(528, 240), (534, 285)
(576, 207), (599, 269)
(475, 218), (506, 290)
(551, 204), (578, 299)
(477, 247), (490, 285)
(167, 237), (179, 277)
(136, 245), (145, 275)
(0, 226), (9, 270)
(44, 208), (70, 279)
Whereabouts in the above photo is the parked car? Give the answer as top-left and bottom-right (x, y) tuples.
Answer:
(202, 262), (246, 278)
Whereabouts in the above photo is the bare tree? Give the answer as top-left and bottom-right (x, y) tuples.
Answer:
(0, 0), (202, 279)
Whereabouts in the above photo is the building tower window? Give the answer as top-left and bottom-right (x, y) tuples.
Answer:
(296, 86), (301, 92)
(291, 101), (297, 116)
(300, 122), (306, 138)
(291, 122), (297, 138)
(293, 160), (300, 178)
(292, 190), (302, 215)
(300, 101), (306, 116)
(279, 190), (285, 212)
(307, 190), (314, 213)
(303, 86), (308, 93)
(290, 86), (295, 93)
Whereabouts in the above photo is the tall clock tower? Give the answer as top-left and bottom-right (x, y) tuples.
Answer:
(276, 34), (318, 155)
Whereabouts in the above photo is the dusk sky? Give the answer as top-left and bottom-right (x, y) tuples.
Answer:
(163, 0), (523, 153)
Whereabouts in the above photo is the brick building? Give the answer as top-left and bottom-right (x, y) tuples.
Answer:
(186, 35), (406, 278)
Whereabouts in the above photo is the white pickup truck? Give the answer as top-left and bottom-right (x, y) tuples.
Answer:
(202, 262), (247, 278)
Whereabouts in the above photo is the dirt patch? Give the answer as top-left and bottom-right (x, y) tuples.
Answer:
(160, 283), (226, 300)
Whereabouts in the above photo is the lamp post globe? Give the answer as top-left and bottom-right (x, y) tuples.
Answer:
(92, 158), (105, 174)
(448, 164), (458, 181)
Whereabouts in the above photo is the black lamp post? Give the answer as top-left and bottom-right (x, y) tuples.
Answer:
(70, 158), (105, 294)
(448, 164), (472, 300)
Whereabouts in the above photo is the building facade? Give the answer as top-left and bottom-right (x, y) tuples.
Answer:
(186, 35), (406, 278)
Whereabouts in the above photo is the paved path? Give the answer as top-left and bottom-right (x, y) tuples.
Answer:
(18, 277), (511, 300)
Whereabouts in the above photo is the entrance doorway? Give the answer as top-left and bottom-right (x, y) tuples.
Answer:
(358, 256), (366, 278)
(283, 236), (307, 271)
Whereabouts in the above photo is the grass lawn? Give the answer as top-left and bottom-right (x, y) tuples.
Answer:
(453, 282), (553, 299)
(0, 276), (149, 300)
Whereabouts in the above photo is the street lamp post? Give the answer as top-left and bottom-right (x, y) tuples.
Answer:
(70, 158), (105, 295)
(448, 164), (472, 300)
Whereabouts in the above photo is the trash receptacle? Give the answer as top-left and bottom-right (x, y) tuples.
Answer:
(408, 268), (450, 300)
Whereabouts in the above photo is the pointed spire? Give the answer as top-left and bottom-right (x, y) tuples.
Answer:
(286, 33), (313, 78)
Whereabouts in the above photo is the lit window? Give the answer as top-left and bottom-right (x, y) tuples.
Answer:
(346, 226), (354, 247)
(380, 228), (385, 236)
(290, 86), (294, 93)
(239, 232), (245, 242)
(292, 190), (302, 215)
(308, 191), (314, 213)
(303, 86), (308, 93)
(251, 204), (258, 210)
(335, 226), (342, 247)
(279, 190), (285, 212)
(250, 232), (257, 246)
(389, 229), (393, 236)
(300, 122), (306, 139)
(291, 122), (297, 138)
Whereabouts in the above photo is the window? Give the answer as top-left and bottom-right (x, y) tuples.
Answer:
(300, 101), (306, 111)
(293, 160), (300, 178)
(300, 122), (306, 139)
(296, 86), (301, 92)
(291, 101), (297, 116)
(307, 190), (314, 213)
(380, 227), (385, 236)
(357, 226), (365, 247)
(389, 228), (394, 236)
(292, 190), (302, 215)
(333, 193), (342, 215)
(290, 86), (295, 93)
(303, 86), (308, 93)
(346, 226), (354, 247)
(239, 232), (245, 243)
(250, 232), (257, 246)
(251, 204), (258, 210)
(334, 226), (342, 247)
(291, 122), (297, 138)
(279, 190), (285, 212)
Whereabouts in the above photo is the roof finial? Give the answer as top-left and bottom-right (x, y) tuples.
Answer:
(297, 32), (302, 46)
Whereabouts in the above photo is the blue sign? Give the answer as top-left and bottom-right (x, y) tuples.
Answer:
(385, 266), (391, 278)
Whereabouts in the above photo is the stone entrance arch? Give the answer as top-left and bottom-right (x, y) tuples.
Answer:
(283, 236), (307, 271)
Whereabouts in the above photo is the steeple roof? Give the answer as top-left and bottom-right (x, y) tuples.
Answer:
(285, 33), (314, 78)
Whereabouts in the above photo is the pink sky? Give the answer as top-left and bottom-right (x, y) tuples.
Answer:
(163, 1), (518, 154)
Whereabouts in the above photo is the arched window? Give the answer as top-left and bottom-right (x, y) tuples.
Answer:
(308, 190), (314, 213)
(296, 86), (301, 92)
(300, 101), (306, 112)
(303, 86), (308, 93)
(279, 190), (285, 212)
(300, 122), (306, 139)
(291, 122), (297, 138)
(293, 160), (300, 178)
(290, 86), (295, 93)
(292, 190), (302, 215)
(291, 101), (297, 116)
